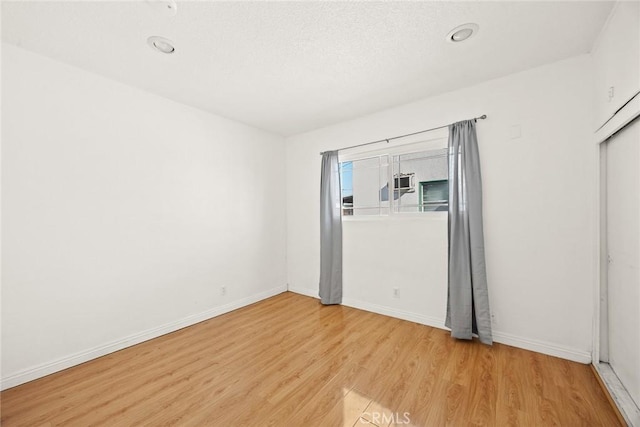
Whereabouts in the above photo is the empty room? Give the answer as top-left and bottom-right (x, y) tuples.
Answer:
(1, 1), (639, 426)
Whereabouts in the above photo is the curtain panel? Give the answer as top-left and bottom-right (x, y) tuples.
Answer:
(319, 150), (343, 305)
(445, 120), (493, 345)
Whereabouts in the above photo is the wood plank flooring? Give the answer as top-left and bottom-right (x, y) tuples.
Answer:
(1, 292), (622, 426)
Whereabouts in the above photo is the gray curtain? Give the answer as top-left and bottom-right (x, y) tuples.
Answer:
(319, 150), (342, 305)
(445, 120), (493, 345)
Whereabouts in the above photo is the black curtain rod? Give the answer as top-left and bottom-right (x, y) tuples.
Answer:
(319, 115), (487, 155)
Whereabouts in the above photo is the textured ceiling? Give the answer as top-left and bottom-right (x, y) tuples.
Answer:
(2, 1), (614, 136)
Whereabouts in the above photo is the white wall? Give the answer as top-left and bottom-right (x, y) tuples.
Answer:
(591, 1), (640, 130)
(286, 54), (596, 362)
(1, 43), (287, 388)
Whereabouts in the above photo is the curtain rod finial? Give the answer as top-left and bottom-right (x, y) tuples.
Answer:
(479, 114), (487, 120)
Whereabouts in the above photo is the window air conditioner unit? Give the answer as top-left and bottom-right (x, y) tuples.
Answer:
(394, 173), (415, 192)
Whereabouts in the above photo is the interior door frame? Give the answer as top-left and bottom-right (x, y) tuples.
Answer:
(593, 92), (640, 365)
(598, 142), (609, 363)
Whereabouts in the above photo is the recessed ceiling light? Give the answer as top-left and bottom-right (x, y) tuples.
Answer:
(147, 36), (175, 54)
(446, 23), (479, 43)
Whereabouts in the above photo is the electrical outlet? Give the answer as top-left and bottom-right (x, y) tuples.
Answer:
(393, 288), (400, 298)
(221, 286), (227, 296)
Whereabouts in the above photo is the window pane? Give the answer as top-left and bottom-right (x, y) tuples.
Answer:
(423, 180), (448, 201)
(392, 148), (448, 213)
(379, 162), (389, 209)
(340, 156), (388, 216)
(420, 179), (449, 212)
(340, 161), (353, 215)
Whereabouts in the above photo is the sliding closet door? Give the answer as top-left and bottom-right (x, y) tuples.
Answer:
(606, 117), (640, 408)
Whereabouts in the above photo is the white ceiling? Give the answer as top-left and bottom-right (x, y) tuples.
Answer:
(2, 1), (614, 136)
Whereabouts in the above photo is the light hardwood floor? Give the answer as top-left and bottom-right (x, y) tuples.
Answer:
(1, 292), (622, 426)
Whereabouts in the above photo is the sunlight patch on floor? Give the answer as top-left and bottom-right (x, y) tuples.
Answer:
(341, 387), (410, 427)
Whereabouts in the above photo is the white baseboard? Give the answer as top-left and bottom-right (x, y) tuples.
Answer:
(491, 331), (591, 364)
(341, 297), (444, 331)
(287, 288), (591, 364)
(1, 285), (287, 391)
(287, 285), (318, 299)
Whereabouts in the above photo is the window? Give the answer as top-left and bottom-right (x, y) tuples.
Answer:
(392, 148), (448, 213)
(419, 180), (449, 212)
(339, 156), (389, 216)
(393, 173), (415, 192)
(340, 161), (353, 215)
(340, 147), (448, 216)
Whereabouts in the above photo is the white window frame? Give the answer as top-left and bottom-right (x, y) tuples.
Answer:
(338, 131), (449, 220)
